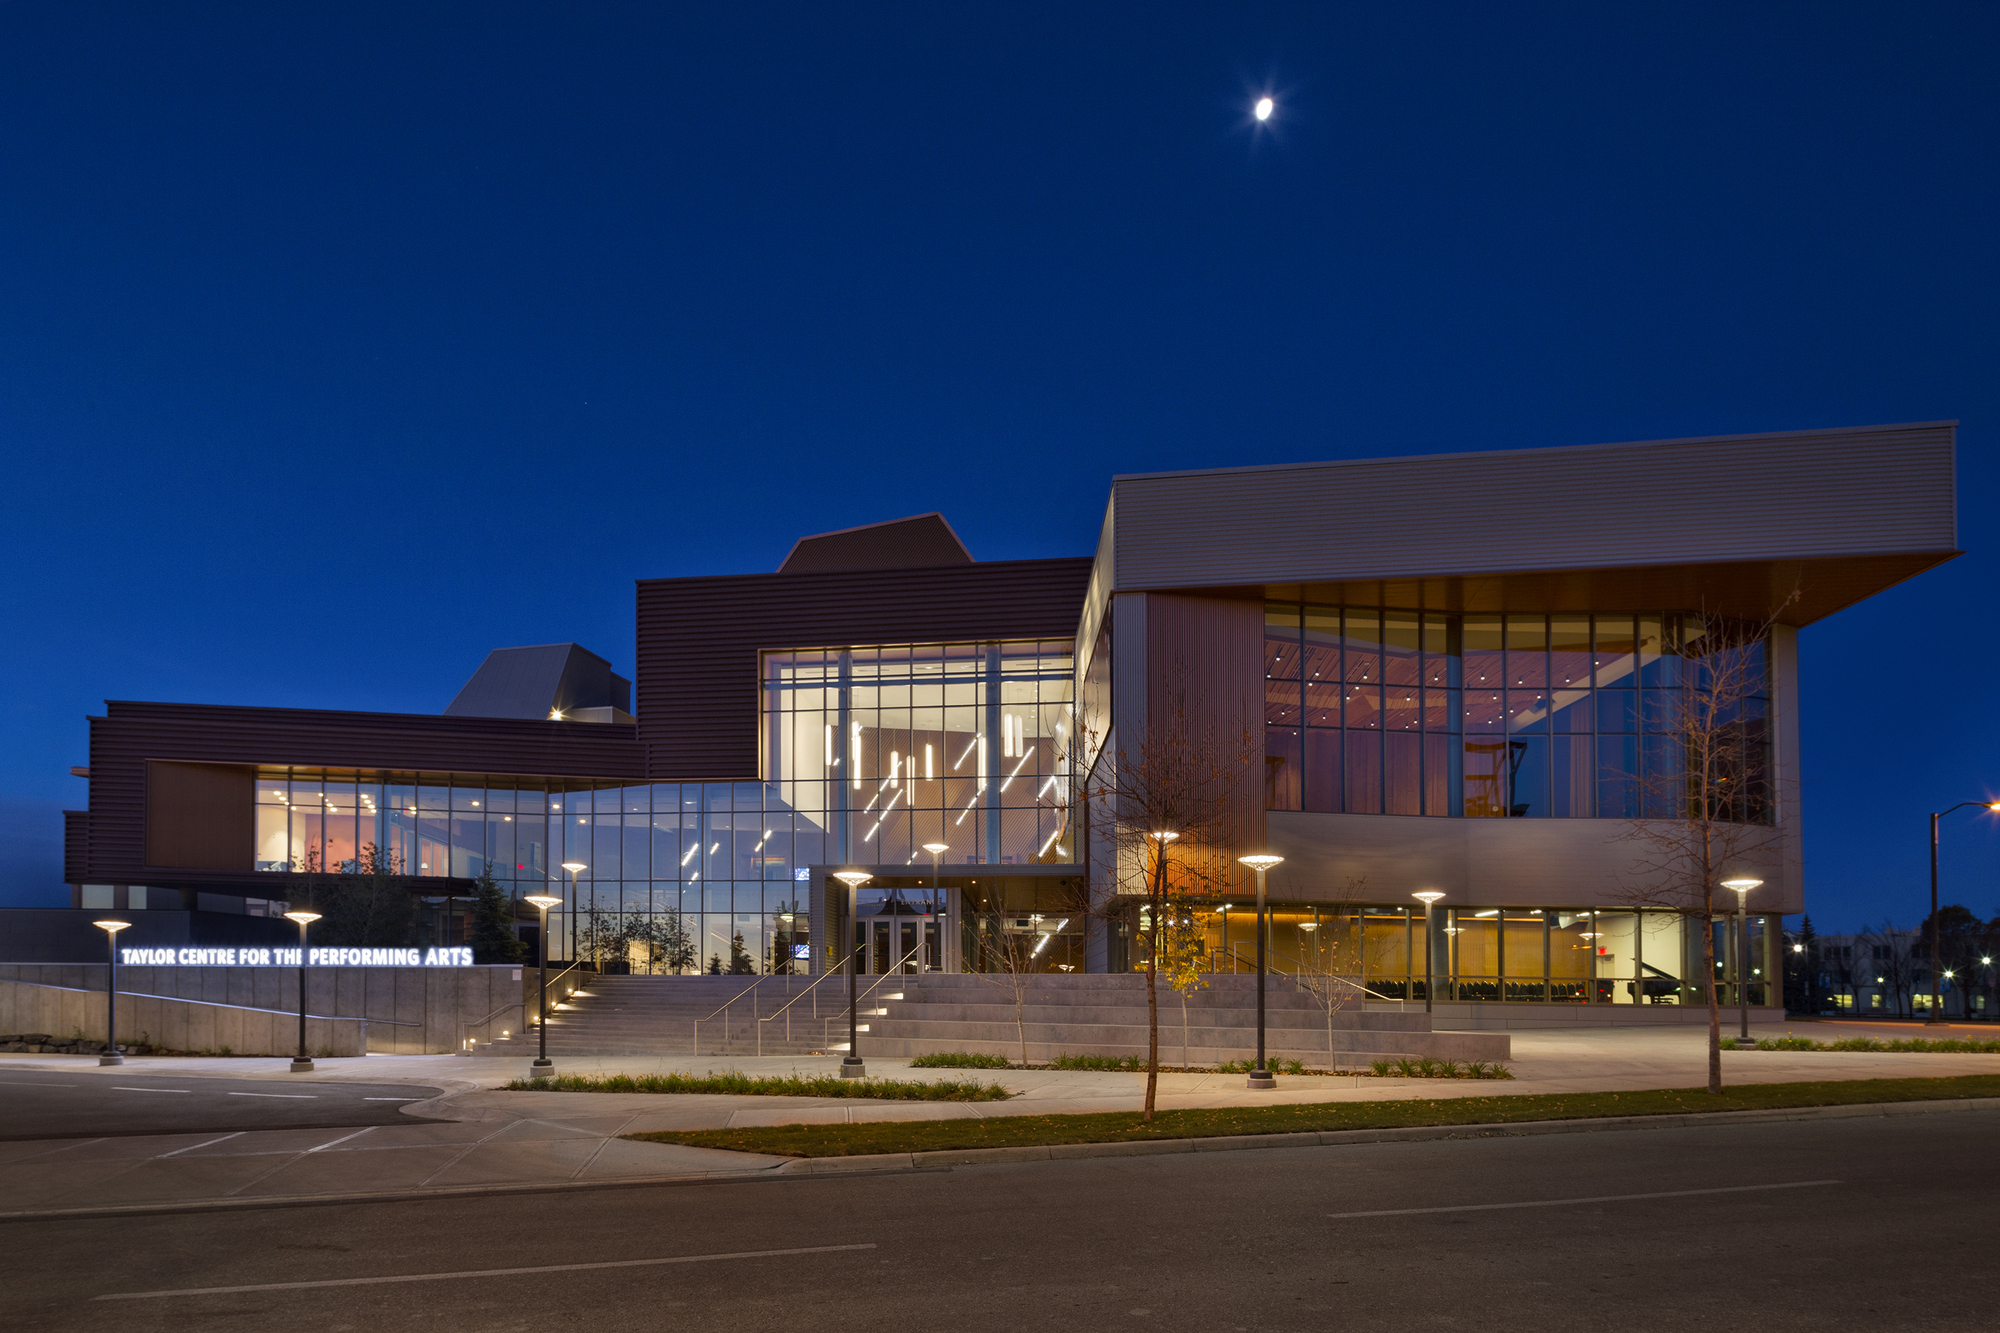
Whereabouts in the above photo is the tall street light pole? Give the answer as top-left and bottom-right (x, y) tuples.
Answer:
(923, 842), (948, 973)
(1413, 892), (1445, 1015)
(1721, 878), (1761, 1047)
(283, 910), (322, 1072)
(834, 871), (873, 1078)
(561, 861), (588, 972)
(1928, 802), (2000, 1024)
(1237, 854), (1283, 1090)
(92, 920), (131, 1066)
(523, 893), (563, 1078)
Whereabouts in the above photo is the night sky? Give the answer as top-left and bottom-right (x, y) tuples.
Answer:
(2, 3), (1995, 932)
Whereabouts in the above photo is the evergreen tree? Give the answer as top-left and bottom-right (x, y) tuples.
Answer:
(706, 953), (723, 975)
(727, 930), (756, 975)
(468, 866), (528, 965)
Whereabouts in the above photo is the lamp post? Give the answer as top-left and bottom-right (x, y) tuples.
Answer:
(92, 920), (130, 1066)
(1790, 940), (1806, 1015)
(1412, 893), (1445, 1015)
(833, 871), (873, 1077)
(1721, 878), (1761, 1047)
(561, 861), (588, 971)
(282, 910), (322, 1072)
(1928, 802), (2000, 1025)
(1236, 854), (1283, 1090)
(523, 893), (563, 1077)
(923, 842), (948, 972)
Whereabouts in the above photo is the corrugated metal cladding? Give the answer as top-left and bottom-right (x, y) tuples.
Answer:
(82, 701), (643, 886)
(63, 810), (88, 884)
(1111, 422), (1958, 591)
(636, 557), (1095, 779)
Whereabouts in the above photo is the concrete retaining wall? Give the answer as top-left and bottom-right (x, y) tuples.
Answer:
(0, 964), (526, 1055)
(0, 978), (365, 1057)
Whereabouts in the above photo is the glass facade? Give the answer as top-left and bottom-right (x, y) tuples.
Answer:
(1192, 903), (1774, 1006)
(1262, 606), (1771, 819)
(255, 769), (812, 972)
(762, 639), (1077, 867)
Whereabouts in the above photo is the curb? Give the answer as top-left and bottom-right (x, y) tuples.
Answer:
(769, 1095), (2000, 1174)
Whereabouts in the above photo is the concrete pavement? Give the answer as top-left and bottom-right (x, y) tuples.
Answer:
(2, 1017), (1994, 1217)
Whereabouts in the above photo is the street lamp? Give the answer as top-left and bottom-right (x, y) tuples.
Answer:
(92, 920), (131, 1066)
(1412, 893), (1445, 1015)
(523, 893), (563, 1077)
(282, 909), (322, 1072)
(1928, 802), (2000, 1025)
(834, 871), (873, 1078)
(1237, 854), (1283, 1090)
(1721, 878), (1762, 1047)
(561, 861), (588, 971)
(923, 842), (948, 972)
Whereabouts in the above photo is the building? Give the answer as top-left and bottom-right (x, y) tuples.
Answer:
(48, 422), (1958, 1018)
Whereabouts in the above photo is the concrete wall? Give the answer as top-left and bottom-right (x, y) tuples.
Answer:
(0, 978), (365, 1057)
(0, 964), (525, 1055)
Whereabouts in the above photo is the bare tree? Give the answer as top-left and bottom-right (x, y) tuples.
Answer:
(1861, 921), (1917, 1017)
(1085, 677), (1257, 1121)
(1616, 601), (1796, 1094)
(1285, 875), (1369, 1062)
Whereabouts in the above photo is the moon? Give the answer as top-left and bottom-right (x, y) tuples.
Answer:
(1254, 97), (1274, 121)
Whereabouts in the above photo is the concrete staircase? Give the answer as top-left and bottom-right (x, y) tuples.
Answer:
(480, 974), (850, 1058)
(479, 971), (1508, 1067)
(859, 973), (1509, 1068)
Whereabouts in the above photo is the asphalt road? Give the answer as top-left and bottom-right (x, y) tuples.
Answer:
(0, 1071), (444, 1140)
(6, 1103), (1994, 1332)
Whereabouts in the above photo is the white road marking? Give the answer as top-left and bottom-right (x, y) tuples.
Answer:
(304, 1127), (375, 1153)
(95, 1243), (879, 1300)
(1328, 1179), (1841, 1220)
(0, 1079), (77, 1086)
(112, 1087), (189, 1093)
(226, 1092), (316, 1099)
(157, 1132), (245, 1158)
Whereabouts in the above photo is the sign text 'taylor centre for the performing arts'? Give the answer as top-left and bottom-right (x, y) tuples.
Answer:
(118, 947), (477, 967)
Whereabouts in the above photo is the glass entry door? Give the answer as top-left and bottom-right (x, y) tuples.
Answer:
(855, 916), (940, 974)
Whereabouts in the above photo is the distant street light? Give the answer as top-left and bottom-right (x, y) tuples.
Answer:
(834, 871), (874, 1078)
(1927, 803), (2000, 1024)
(282, 910), (322, 1072)
(1721, 878), (1761, 1047)
(1413, 893), (1445, 1015)
(1237, 854), (1283, 1089)
(92, 920), (131, 1066)
(524, 893), (564, 1077)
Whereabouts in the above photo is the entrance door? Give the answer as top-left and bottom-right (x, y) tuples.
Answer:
(855, 917), (941, 974)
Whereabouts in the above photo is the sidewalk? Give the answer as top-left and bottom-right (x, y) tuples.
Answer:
(3, 1019), (1995, 1217)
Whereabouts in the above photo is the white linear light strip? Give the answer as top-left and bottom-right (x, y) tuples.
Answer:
(851, 721), (862, 789)
(998, 751), (1032, 790)
(954, 735), (979, 769)
(953, 793), (979, 826)
(1038, 827), (1062, 857)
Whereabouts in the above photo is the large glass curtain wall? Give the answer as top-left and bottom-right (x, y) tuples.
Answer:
(1262, 606), (1771, 819)
(762, 640), (1077, 868)
(1204, 904), (1772, 1005)
(256, 770), (819, 973)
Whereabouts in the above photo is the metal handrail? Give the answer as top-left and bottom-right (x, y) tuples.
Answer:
(824, 940), (926, 1052)
(756, 945), (865, 1053)
(1216, 943), (1399, 1003)
(523, 958), (591, 1035)
(692, 974), (811, 1054)
(457, 995), (525, 1055)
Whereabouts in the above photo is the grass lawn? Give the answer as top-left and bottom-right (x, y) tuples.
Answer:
(624, 1073), (2000, 1158)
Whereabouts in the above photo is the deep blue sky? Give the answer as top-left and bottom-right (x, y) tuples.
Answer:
(2, 3), (1995, 931)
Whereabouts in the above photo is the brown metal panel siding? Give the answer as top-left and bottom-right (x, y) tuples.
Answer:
(63, 810), (88, 884)
(145, 762), (255, 871)
(83, 702), (643, 885)
(636, 557), (1094, 779)
(1112, 423), (1957, 590)
(1143, 594), (1267, 874)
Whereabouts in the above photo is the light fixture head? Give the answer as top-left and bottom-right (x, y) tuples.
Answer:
(1238, 854), (1284, 871)
(283, 909), (322, 925)
(92, 919), (132, 934)
(1720, 877), (1762, 894)
(923, 842), (948, 855)
(1411, 891), (1445, 904)
(524, 893), (562, 911)
(560, 861), (587, 874)
(833, 870), (873, 889)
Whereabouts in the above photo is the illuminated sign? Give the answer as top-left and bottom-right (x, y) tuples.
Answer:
(120, 947), (476, 968)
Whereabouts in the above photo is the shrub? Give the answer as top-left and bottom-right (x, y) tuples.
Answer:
(1050, 1053), (1147, 1071)
(506, 1070), (1011, 1101)
(1368, 1056), (1513, 1080)
(909, 1052), (1012, 1069)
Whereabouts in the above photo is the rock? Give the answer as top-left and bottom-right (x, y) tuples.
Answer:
(22, 1034), (51, 1044)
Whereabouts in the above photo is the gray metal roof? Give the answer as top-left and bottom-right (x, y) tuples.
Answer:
(443, 644), (633, 721)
